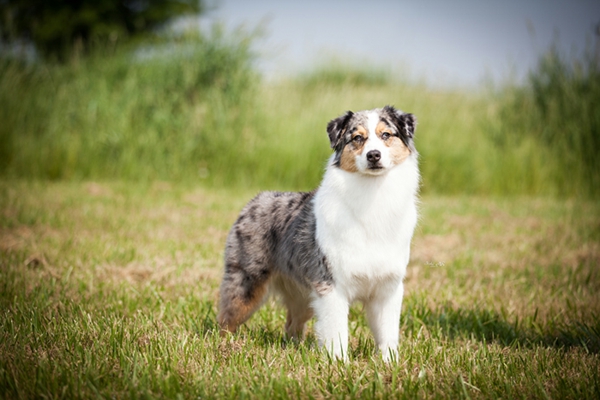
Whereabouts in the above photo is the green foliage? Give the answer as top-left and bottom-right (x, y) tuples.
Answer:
(0, 28), (257, 182)
(0, 0), (203, 59)
(297, 63), (391, 88)
(494, 44), (600, 197)
(1, 31), (598, 197)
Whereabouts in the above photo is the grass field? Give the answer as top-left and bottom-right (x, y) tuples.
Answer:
(1, 180), (599, 398)
(1, 27), (599, 398)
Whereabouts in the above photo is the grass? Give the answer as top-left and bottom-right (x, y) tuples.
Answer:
(0, 29), (257, 183)
(1, 180), (599, 398)
(0, 32), (597, 196)
(493, 44), (600, 197)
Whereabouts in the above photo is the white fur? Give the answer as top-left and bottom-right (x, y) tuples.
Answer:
(312, 146), (419, 361)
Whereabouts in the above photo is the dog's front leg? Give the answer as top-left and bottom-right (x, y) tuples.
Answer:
(366, 281), (404, 362)
(312, 289), (349, 360)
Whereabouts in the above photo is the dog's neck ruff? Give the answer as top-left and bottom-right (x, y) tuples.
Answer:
(318, 153), (419, 219)
(313, 154), (419, 300)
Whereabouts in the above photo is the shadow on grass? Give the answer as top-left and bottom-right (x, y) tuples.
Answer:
(195, 299), (599, 355)
(190, 300), (219, 335)
(403, 301), (600, 354)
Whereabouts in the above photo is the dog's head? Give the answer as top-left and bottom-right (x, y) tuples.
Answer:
(327, 105), (417, 175)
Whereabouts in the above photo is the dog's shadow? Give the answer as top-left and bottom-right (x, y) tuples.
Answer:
(403, 301), (600, 354)
(194, 300), (599, 355)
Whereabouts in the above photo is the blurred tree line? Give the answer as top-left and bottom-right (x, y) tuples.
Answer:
(0, 0), (204, 60)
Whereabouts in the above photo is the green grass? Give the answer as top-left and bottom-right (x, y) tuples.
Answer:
(494, 44), (600, 197)
(0, 33), (597, 196)
(1, 181), (599, 398)
(0, 30), (257, 183)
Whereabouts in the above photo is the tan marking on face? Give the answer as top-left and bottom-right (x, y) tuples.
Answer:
(389, 138), (411, 165)
(375, 121), (390, 137)
(376, 121), (411, 166)
(339, 126), (367, 173)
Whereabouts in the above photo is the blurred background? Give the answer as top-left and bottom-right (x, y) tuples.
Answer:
(1, 0), (599, 196)
(201, 0), (600, 88)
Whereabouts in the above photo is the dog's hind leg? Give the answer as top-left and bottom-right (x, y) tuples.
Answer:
(273, 276), (313, 339)
(217, 260), (272, 334)
(284, 301), (313, 340)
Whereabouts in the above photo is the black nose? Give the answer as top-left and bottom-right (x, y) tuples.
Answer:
(366, 150), (381, 163)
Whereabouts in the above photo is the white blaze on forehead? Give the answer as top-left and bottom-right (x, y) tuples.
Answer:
(366, 111), (380, 137)
(363, 111), (384, 153)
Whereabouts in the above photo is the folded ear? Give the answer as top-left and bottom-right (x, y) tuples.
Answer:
(383, 105), (416, 140)
(326, 111), (354, 149)
(399, 112), (416, 138)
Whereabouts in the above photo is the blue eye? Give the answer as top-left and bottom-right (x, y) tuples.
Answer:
(381, 132), (391, 140)
(352, 135), (365, 143)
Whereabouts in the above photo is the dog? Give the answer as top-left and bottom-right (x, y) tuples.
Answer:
(217, 105), (419, 361)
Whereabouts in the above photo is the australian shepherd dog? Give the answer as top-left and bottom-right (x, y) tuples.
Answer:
(217, 105), (419, 361)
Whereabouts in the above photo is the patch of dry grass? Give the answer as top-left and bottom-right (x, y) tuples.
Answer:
(409, 196), (600, 327)
(1, 181), (599, 398)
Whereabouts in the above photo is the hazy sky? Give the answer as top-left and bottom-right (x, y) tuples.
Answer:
(201, 0), (600, 87)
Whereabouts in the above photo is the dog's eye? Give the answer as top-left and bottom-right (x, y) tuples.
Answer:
(381, 132), (391, 140)
(352, 135), (365, 144)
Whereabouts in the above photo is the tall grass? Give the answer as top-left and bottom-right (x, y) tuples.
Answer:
(494, 44), (600, 197)
(0, 31), (598, 196)
(0, 28), (257, 182)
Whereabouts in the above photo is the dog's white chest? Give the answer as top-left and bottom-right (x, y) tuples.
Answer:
(314, 159), (419, 299)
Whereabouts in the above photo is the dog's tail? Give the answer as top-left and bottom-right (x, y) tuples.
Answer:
(217, 260), (272, 335)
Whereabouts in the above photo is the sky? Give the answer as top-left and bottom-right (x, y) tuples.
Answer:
(198, 0), (600, 87)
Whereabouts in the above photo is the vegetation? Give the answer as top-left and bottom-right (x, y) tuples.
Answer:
(1, 181), (598, 398)
(495, 44), (600, 197)
(1, 31), (598, 196)
(0, 29), (257, 184)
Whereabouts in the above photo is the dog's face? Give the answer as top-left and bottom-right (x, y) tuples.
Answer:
(327, 105), (416, 175)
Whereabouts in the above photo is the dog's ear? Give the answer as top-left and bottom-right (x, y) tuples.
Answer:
(327, 111), (354, 149)
(383, 105), (416, 141)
